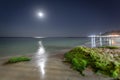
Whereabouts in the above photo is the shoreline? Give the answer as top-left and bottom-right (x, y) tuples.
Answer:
(0, 48), (71, 59)
(0, 48), (118, 80)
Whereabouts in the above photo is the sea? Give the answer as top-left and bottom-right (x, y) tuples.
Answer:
(0, 37), (119, 58)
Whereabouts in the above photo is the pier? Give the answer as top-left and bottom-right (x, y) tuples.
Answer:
(88, 35), (120, 47)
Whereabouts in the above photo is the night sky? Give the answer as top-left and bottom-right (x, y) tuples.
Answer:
(0, 0), (120, 37)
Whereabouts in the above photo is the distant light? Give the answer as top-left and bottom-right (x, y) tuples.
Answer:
(108, 35), (119, 37)
(88, 35), (96, 37)
(38, 12), (44, 18)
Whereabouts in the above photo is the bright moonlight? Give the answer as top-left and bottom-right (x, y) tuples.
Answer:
(38, 12), (44, 18)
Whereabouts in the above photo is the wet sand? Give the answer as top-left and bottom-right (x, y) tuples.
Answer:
(0, 50), (113, 80)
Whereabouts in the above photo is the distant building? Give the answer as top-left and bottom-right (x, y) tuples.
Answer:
(102, 30), (120, 36)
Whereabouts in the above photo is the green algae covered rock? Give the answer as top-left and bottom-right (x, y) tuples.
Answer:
(6, 56), (31, 64)
(64, 46), (120, 78)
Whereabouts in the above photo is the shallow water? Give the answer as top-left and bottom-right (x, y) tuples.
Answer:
(0, 37), (120, 58)
(0, 37), (90, 57)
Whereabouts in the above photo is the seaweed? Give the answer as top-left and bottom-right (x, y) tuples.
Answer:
(64, 46), (120, 78)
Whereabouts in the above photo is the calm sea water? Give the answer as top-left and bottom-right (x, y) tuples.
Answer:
(0, 37), (119, 58)
(0, 37), (90, 57)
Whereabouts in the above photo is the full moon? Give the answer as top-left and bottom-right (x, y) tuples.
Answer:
(38, 12), (44, 18)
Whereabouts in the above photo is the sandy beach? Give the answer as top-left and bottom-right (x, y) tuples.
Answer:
(0, 49), (113, 80)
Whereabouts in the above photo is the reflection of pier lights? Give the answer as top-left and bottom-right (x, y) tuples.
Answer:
(90, 35), (96, 47)
(88, 35), (116, 47)
(109, 37), (112, 46)
(99, 35), (102, 46)
(89, 35), (108, 47)
(93, 35), (96, 47)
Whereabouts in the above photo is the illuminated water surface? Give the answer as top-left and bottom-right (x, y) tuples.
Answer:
(35, 41), (47, 79)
